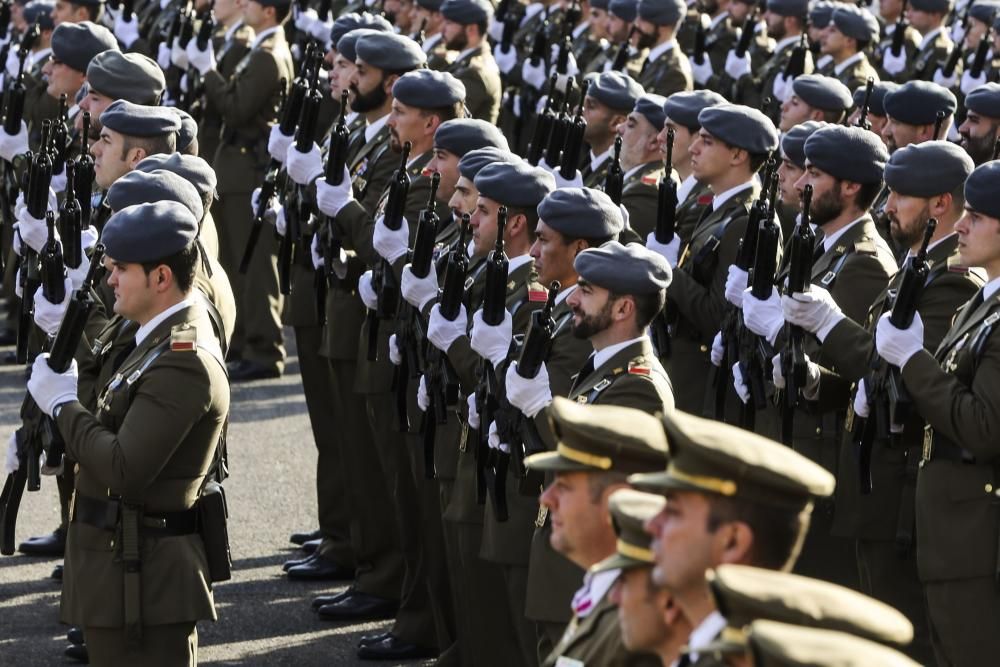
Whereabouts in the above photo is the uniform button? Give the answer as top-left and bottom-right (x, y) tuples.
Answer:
(987, 484), (994, 494)
(816, 427), (821, 435)
(699, 345), (708, 352)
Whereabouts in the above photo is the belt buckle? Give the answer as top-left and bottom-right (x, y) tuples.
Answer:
(921, 425), (934, 466)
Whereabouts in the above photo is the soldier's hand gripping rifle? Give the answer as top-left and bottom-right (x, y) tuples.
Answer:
(318, 89), (351, 285)
(651, 128), (678, 358)
(75, 112), (95, 227)
(544, 78), (574, 169)
(855, 77), (874, 131)
(17, 122), (54, 364)
(527, 74), (558, 166)
(604, 135), (624, 206)
(970, 24), (993, 79)
(0, 246), (103, 555)
(854, 218), (937, 494)
(185, 4), (215, 116)
(783, 32), (809, 79)
(891, 0), (909, 57)
(734, 7), (758, 59)
(559, 80), (589, 181)
(611, 26), (637, 71)
(777, 184), (815, 445)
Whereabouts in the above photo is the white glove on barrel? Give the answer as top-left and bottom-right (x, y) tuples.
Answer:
(267, 125), (295, 163)
(875, 311), (925, 368)
(770, 352), (820, 396)
(285, 142), (324, 185)
(646, 231), (680, 267)
(358, 270), (378, 309)
(388, 333), (402, 366)
(771, 73), (791, 102)
(742, 288), (784, 344)
(373, 215), (410, 263)
(186, 38), (216, 76)
(309, 233), (324, 270)
(27, 354), (78, 417)
(467, 393), (480, 429)
(724, 49), (751, 79)
(961, 69), (987, 96)
(470, 309), (513, 367)
(0, 120), (28, 162)
(781, 286), (844, 341)
(522, 56), (548, 90)
(316, 167), (354, 217)
(33, 277), (72, 336)
(881, 46), (907, 76)
(932, 66), (957, 90)
(115, 12), (141, 48)
(853, 378), (870, 418)
(428, 303), (468, 352)
(488, 420), (509, 453)
(495, 44), (518, 75)
(171, 36), (190, 70)
(732, 362), (750, 403)
(505, 361), (552, 418)
(691, 56), (713, 85)
(725, 265), (749, 307)
(710, 330), (724, 367)
(15, 211), (52, 254)
(401, 264), (439, 310)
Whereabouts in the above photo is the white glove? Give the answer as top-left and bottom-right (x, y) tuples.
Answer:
(171, 36), (190, 70)
(522, 56), (548, 90)
(316, 168), (355, 217)
(250, 186), (280, 227)
(3, 45), (18, 78)
(646, 231), (680, 267)
(157, 42), (172, 70)
(470, 309), (513, 367)
(771, 72), (792, 102)
(691, 57), (713, 85)
(881, 45), (907, 76)
(487, 17), (505, 43)
(725, 265), (749, 307)
(710, 330), (724, 367)
(467, 393), (480, 429)
(401, 264), (439, 309)
(724, 49), (751, 79)
(186, 38), (217, 76)
(417, 375), (429, 411)
(285, 143), (324, 186)
(552, 166), (583, 188)
(742, 289), (784, 344)
(309, 233), (324, 270)
(13, 267), (21, 298)
(27, 354), (78, 417)
(80, 225), (99, 253)
(932, 66), (957, 90)
(267, 125), (295, 164)
(67, 256), (91, 290)
(373, 215), (410, 263)
(14, 213), (52, 254)
(329, 245), (349, 279)
(488, 420), (510, 453)
(388, 333), (402, 365)
(770, 352), (820, 395)
(732, 362), (750, 403)
(0, 120), (28, 161)
(294, 6), (318, 32)
(114, 12), (141, 48)
(308, 17), (334, 44)
(3, 433), (17, 475)
(875, 311), (924, 368)
(358, 270), (378, 309)
(428, 303), (468, 352)
(853, 378), (870, 419)
(276, 206), (287, 237)
(505, 361), (552, 418)
(33, 277), (72, 336)
(495, 44), (518, 75)
(961, 69), (987, 95)
(951, 19), (967, 45)
(50, 169), (68, 195)
(781, 287), (844, 341)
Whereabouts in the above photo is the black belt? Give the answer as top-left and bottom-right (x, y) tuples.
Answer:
(73, 494), (199, 537)
(922, 427), (976, 465)
(220, 128), (263, 153)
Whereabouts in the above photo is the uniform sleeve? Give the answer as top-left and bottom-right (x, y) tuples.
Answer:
(202, 51), (282, 129)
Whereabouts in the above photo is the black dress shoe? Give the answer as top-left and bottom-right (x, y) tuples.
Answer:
(312, 588), (355, 610)
(317, 591), (397, 622)
(18, 528), (65, 557)
(283, 552), (317, 572)
(227, 360), (281, 382)
(289, 528), (322, 546)
(287, 554), (353, 581)
(67, 627), (84, 645)
(357, 631), (390, 647)
(356, 634), (436, 661)
(51, 564), (63, 580)
(300, 538), (321, 554)
(64, 643), (89, 663)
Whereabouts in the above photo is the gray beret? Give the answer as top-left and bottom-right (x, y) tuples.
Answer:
(330, 12), (392, 49)
(23, 1), (55, 31)
(636, 0), (685, 25)
(337, 29), (377, 63)
(172, 109), (197, 153)
(101, 202), (199, 263)
(100, 100), (182, 137)
(884, 141), (974, 198)
(910, 0), (951, 13)
(417, 0), (445, 9)
(609, 0), (638, 21)
(994, 12), (1000, 30)
(586, 71), (645, 112)
(781, 121), (828, 169)
(809, 0), (835, 28)
(964, 82), (1000, 118)
(51, 21), (118, 73)
(766, 0), (807, 18)
(591, 0), (609, 9)
(575, 241), (672, 294)
(883, 80), (957, 126)
(355, 32), (426, 71)
(663, 90), (727, 129)
(474, 161), (555, 210)
(969, 1), (999, 24)
(537, 188), (624, 240)
(440, 0), (491, 24)
(635, 94), (667, 130)
(792, 74), (853, 112)
(88, 51), (165, 105)
(804, 125), (888, 184)
(134, 153), (217, 199)
(965, 161), (1000, 219)
(698, 104), (778, 154)
(831, 6), (880, 44)
(434, 118), (509, 156)
(852, 81), (898, 117)
(458, 147), (518, 180)
(392, 69), (465, 108)
(106, 170), (204, 220)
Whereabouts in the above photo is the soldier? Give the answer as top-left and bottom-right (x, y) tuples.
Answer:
(49, 0), (100, 25)
(777, 73), (852, 133)
(873, 0), (921, 82)
(522, 400), (668, 667)
(903, 0), (957, 83)
(91, 101), (179, 192)
(846, 80), (898, 138)
(80, 50), (166, 142)
(807, 1), (835, 71)
(188, 0), (294, 382)
(440, 0), (502, 123)
(450, 145), (516, 216)
(20, 201), (230, 665)
(617, 93), (667, 236)
(571, 0), (607, 73)
(773, 120), (826, 237)
(414, 0), (449, 69)
(958, 82), (1000, 164)
(816, 5), (880, 92)
(635, 0), (693, 97)
(631, 409), (836, 666)
(728, 621), (922, 667)
(880, 80), (957, 153)
(580, 71), (644, 189)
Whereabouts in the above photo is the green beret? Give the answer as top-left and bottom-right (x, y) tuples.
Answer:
(392, 69), (465, 108)
(791, 74), (852, 112)
(87, 51), (165, 105)
(637, 0), (685, 25)
(964, 161), (1000, 219)
(355, 32), (426, 71)
(780, 121), (828, 169)
(634, 94), (667, 130)
(804, 125), (887, 184)
(592, 489), (666, 573)
(586, 71), (645, 112)
(698, 104), (779, 155)
(330, 12), (392, 49)
(852, 81), (898, 117)
(964, 82), (1000, 119)
(609, 0), (638, 21)
(135, 153), (217, 200)
(525, 397), (668, 474)
(435, 118), (509, 156)
(171, 109), (197, 153)
(106, 170), (204, 220)
(745, 621), (922, 667)
(909, 0), (951, 13)
(766, 0), (807, 18)
(831, 5), (879, 44)
(574, 240), (672, 294)
(809, 0), (835, 28)
(884, 141), (973, 198)
(883, 81), (957, 126)
(440, 0), (491, 24)
(24, 0), (55, 31)
(537, 187), (624, 240)
(100, 100), (182, 138)
(629, 410), (835, 510)
(51, 21), (118, 73)
(474, 161), (554, 210)
(664, 90), (727, 130)
(458, 147), (517, 180)
(101, 202), (199, 263)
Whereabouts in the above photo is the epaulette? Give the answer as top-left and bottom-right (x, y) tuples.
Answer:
(946, 256), (972, 274)
(170, 323), (198, 352)
(627, 357), (651, 375)
(696, 194), (713, 206)
(853, 238), (878, 255)
(527, 281), (548, 302)
(641, 173), (661, 186)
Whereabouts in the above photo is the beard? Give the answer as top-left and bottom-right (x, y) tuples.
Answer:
(571, 299), (615, 339)
(445, 31), (468, 51)
(961, 127), (999, 165)
(811, 181), (845, 226)
(889, 207), (931, 249)
(635, 26), (657, 50)
(350, 81), (388, 113)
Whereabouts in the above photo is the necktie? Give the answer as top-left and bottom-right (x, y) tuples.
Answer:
(967, 288), (985, 315)
(571, 355), (596, 393)
(677, 654), (692, 667)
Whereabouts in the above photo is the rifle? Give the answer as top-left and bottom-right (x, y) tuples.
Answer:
(514, 12), (550, 148)
(734, 8), (758, 59)
(970, 25), (992, 79)
(891, 0), (909, 57)
(693, 9), (707, 64)
(559, 80), (589, 181)
(604, 135), (623, 206)
(544, 79), (573, 169)
(50, 94), (69, 176)
(0, 0), (11, 42)
(933, 110), (947, 139)
(527, 74), (558, 166)
(855, 77), (874, 131)
(777, 184), (815, 445)
(783, 32), (809, 80)
(2, 29), (27, 136)
(59, 161), (82, 270)
(650, 128), (677, 358)
(611, 27), (637, 71)
(319, 89), (351, 285)
(854, 218), (937, 493)
(941, 41), (965, 79)
(17, 123), (54, 364)
(0, 246), (104, 555)
(76, 113), (95, 226)
(414, 17), (427, 46)
(501, 13), (519, 52)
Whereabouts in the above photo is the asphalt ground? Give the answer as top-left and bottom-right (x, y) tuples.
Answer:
(0, 331), (430, 666)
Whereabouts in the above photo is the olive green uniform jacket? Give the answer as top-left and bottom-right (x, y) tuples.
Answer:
(446, 42), (502, 124)
(621, 161), (665, 240)
(636, 43), (693, 99)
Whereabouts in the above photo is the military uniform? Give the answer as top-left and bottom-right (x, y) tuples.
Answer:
(636, 43), (693, 98)
(446, 43), (502, 123)
(731, 34), (814, 123)
(905, 27), (955, 82)
(817, 52), (881, 93)
(194, 20), (253, 165)
(620, 160), (665, 239)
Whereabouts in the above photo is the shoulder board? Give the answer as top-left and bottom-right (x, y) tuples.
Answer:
(627, 357), (651, 375)
(947, 256), (971, 274)
(528, 289), (548, 302)
(170, 324), (198, 352)
(697, 194), (713, 206)
(853, 239), (877, 255)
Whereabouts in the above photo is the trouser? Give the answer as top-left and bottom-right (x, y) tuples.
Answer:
(504, 564), (540, 667)
(536, 620), (566, 665)
(56, 460), (75, 531)
(437, 481), (463, 667)
(213, 189), (284, 371)
(85, 622), (197, 667)
(926, 576), (1000, 667)
(792, 502), (859, 590)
